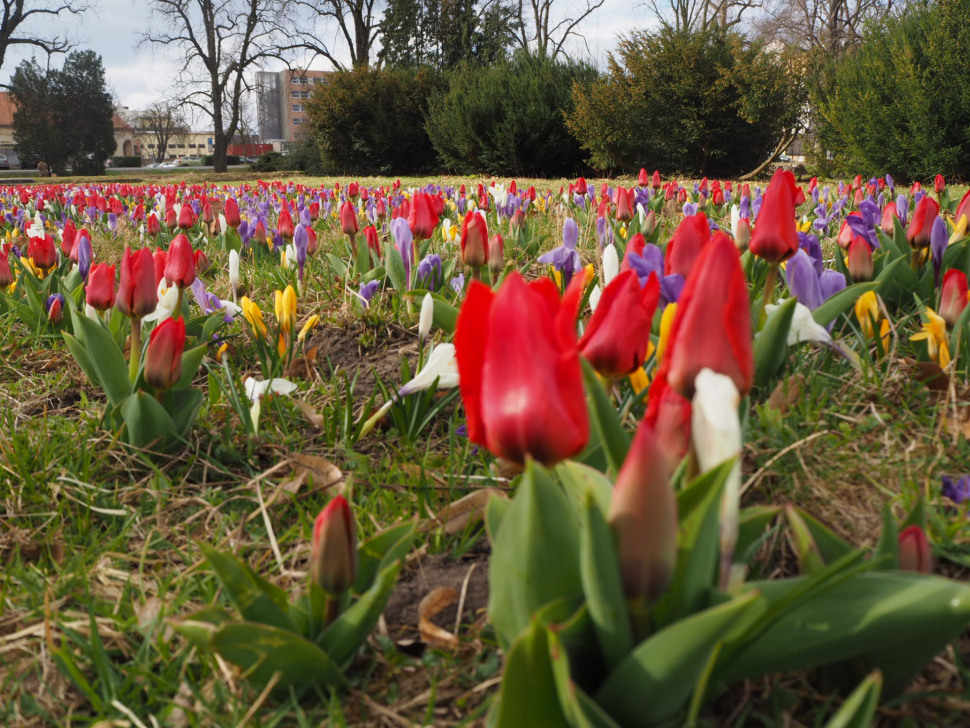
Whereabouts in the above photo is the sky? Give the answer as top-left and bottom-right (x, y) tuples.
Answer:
(0, 0), (641, 117)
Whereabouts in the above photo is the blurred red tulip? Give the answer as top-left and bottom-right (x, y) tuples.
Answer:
(144, 317), (185, 390)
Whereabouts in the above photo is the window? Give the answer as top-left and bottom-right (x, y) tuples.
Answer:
(148, 143), (155, 148)
(290, 89), (310, 98)
(208, 137), (213, 145)
(177, 144), (186, 149)
(293, 118), (304, 126)
(292, 75), (308, 84)
(292, 104), (304, 112)
(188, 143), (197, 148)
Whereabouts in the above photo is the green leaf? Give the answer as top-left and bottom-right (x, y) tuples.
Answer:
(168, 606), (233, 650)
(490, 620), (572, 728)
(165, 387), (204, 441)
(812, 281), (880, 327)
(580, 358), (630, 477)
(119, 392), (179, 450)
(488, 460), (582, 649)
(556, 460), (613, 526)
(754, 297), (797, 387)
(353, 519), (417, 594)
(873, 504), (899, 570)
(62, 332), (102, 389)
(385, 244), (407, 292)
(320, 561), (402, 666)
(197, 542), (295, 632)
(579, 492), (633, 671)
(211, 621), (346, 694)
(431, 296), (459, 334)
(326, 253), (348, 278)
(75, 314), (131, 406)
(595, 591), (763, 726)
(354, 237), (370, 276)
(735, 506), (781, 565)
(485, 494), (511, 544)
(823, 671), (882, 728)
(948, 293), (970, 358)
(786, 507), (825, 575)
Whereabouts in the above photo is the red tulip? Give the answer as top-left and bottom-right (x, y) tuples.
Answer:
(193, 249), (212, 276)
(455, 272), (588, 466)
(955, 189), (970, 227)
(616, 187), (634, 222)
(620, 233), (647, 273)
(177, 204), (195, 230)
(47, 296), (63, 324)
(309, 202), (320, 221)
(906, 196), (940, 249)
(488, 233), (504, 276)
(0, 250), (12, 288)
(278, 206), (294, 239)
(165, 234), (196, 288)
(254, 221), (267, 246)
(847, 236), (873, 282)
(132, 203), (145, 222)
(574, 177), (588, 196)
(224, 197), (241, 228)
(363, 225), (380, 257)
(144, 317), (185, 390)
(85, 263), (116, 311)
(28, 233), (57, 270)
(898, 525), (933, 573)
(461, 211), (488, 268)
(644, 370), (691, 469)
(164, 207), (177, 229)
(579, 270), (660, 379)
(665, 231), (753, 398)
(940, 270), (968, 328)
(340, 200), (359, 236)
(651, 170), (662, 190)
(408, 191), (439, 240)
(61, 220), (77, 257)
(153, 249), (168, 286)
(306, 227), (318, 256)
(880, 202), (898, 235)
(637, 168), (649, 186)
(311, 495), (357, 595)
(749, 167), (799, 264)
(609, 419), (678, 605)
(665, 213), (711, 278)
(146, 212), (161, 237)
(934, 174), (946, 195)
(116, 247), (157, 319)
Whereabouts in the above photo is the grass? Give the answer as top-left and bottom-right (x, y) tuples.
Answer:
(1, 173), (968, 727)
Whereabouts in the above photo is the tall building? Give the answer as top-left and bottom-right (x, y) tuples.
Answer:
(256, 69), (331, 143)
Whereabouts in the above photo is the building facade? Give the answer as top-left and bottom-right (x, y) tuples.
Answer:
(257, 69), (331, 143)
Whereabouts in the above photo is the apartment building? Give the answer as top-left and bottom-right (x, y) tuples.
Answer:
(256, 69), (331, 143)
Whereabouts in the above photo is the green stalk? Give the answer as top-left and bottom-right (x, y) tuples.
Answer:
(128, 318), (142, 384)
(324, 596), (341, 629)
(758, 263), (778, 330)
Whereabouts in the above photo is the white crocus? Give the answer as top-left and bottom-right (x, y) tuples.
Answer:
(637, 202), (647, 225)
(360, 343), (459, 436)
(764, 300), (832, 345)
(218, 213), (228, 236)
(490, 183), (508, 209)
(229, 249), (240, 304)
(692, 368), (743, 590)
(141, 279), (179, 324)
(730, 204), (741, 240)
(603, 244), (619, 286)
(589, 284), (603, 312)
(244, 376), (298, 434)
(419, 292), (434, 345)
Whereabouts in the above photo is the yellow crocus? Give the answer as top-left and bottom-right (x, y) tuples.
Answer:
(629, 366), (650, 395)
(619, 225), (628, 240)
(241, 296), (268, 340)
(275, 285), (297, 336)
(854, 291), (880, 339)
(215, 342), (229, 362)
(949, 214), (968, 245)
(911, 307), (951, 368)
(583, 263), (596, 288)
(19, 256), (43, 277)
(298, 314), (320, 341)
(656, 303), (677, 364)
(797, 219), (813, 233)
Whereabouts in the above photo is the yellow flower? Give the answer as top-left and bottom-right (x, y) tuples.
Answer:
(656, 303), (677, 364)
(275, 285), (297, 336)
(619, 225), (628, 240)
(215, 342), (229, 362)
(949, 214), (968, 245)
(298, 314), (320, 341)
(880, 318), (891, 354)
(552, 268), (562, 288)
(629, 366), (650, 395)
(911, 307), (951, 367)
(797, 219), (813, 233)
(583, 263), (596, 288)
(20, 256), (43, 277)
(855, 291), (880, 339)
(241, 296), (268, 340)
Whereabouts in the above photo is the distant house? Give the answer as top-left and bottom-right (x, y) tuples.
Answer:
(0, 91), (140, 164)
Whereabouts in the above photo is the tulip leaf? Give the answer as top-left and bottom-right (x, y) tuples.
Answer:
(812, 281), (880, 327)
(168, 606), (233, 650)
(736, 506), (781, 566)
(949, 300), (970, 370)
(892, 215), (910, 259)
(62, 332), (102, 390)
(489, 620), (573, 728)
(786, 507), (825, 575)
(546, 626), (618, 728)
(352, 519), (417, 594)
(580, 358), (630, 477)
(431, 296), (458, 334)
(75, 314), (131, 406)
(210, 621), (346, 694)
(385, 244), (407, 293)
(789, 508), (853, 566)
(534, 597), (603, 694)
(753, 297), (797, 387)
(873, 504), (899, 570)
(489, 461), (583, 649)
(200, 313), (225, 342)
(354, 238), (370, 276)
(579, 492), (633, 672)
(165, 387), (204, 440)
(197, 542), (295, 632)
(326, 253), (348, 278)
(716, 571), (970, 694)
(556, 460), (613, 525)
(319, 561), (402, 667)
(485, 493), (511, 544)
(119, 392), (179, 451)
(823, 670), (882, 728)
(595, 591), (763, 726)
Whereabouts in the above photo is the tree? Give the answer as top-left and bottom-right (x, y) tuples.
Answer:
(567, 27), (804, 176)
(512, 0), (605, 60)
(9, 50), (116, 174)
(754, 0), (901, 54)
(0, 0), (90, 74)
(644, 0), (761, 32)
(283, 0), (383, 69)
(142, 0), (284, 173)
(137, 100), (189, 162)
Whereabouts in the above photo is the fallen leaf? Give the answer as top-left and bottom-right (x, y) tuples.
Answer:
(418, 587), (460, 650)
(293, 399), (325, 429)
(491, 459), (524, 480)
(278, 468), (310, 497)
(766, 374), (804, 415)
(284, 347), (319, 379)
(288, 453), (343, 488)
(424, 488), (507, 536)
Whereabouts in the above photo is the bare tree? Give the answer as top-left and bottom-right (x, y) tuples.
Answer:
(136, 100), (189, 162)
(283, 0), (382, 69)
(754, 0), (900, 54)
(142, 0), (285, 173)
(643, 0), (760, 32)
(512, 0), (605, 60)
(0, 0), (91, 74)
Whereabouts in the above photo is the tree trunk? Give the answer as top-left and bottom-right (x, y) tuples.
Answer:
(213, 131), (228, 174)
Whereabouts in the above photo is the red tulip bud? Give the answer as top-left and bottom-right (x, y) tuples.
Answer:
(898, 525), (932, 573)
(0, 251), (12, 289)
(86, 263), (116, 311)
(311, 495), (357, 595)
(224, 197), (241, 228)
(144, 317), (185, 391)
(847, 236), (873, 282)
(906, 196), (940, 249)
(165, 234), (196, 288)
(117, 247), (157, 319)
(340, 200), (359, 237)
(364, 225), (380, 257)
(940, 270), (968, 328)
(278, 206), (294, 239)
(178, 204), (195, 230)
(488, 233), (504, 276)
(934, 174), (946, 195)
(461, 211), (488, 268)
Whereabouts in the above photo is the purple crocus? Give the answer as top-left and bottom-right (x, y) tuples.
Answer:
(942, 475), (970, 505)
(931, 216), (948, 287)
(416, 254), (443, 291)
(358, 280), (380, 309)
(798, 232), (824, 275)
(450, 274), (465, 295)
(77, 233), (92, 280)
(786, 249), (824, 310)
(391, 217), (414, 285)
(294, 223), (308, 282)
(626, 244), (684, 306)
(538, 218), (582, 286)
(820, 270), (847, 301)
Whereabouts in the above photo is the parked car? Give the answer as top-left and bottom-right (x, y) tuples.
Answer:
(0, 155), (9, 170)
(17, 153), (41, 170)
(158, 159), (181, 169)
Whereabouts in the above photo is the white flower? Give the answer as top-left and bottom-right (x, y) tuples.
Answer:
(603, 244), (619, 286)
(419, 292), (434, 344)
(281, 243), (296, 270)
(228, 249), (240, 304)
(399, 343), (459, 396)
(730, 205), (741, 240)
(765, 300), (832, 345)
(243, 377), (298, 434)
(637, 203), (647, 225)
(589, 284), (603, 312)
(490, 183), (508, 209)
(141, 279), (179, 323)
(218, 213), (228, 235)
(692, 368), (743, 589)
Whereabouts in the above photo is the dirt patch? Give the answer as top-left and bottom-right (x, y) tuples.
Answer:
(383, 542), (490, 640)
(310, 322), (417, 398)
(19, 386), (102, 419)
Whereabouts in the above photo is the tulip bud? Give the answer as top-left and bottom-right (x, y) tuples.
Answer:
(609, 420), (678, 608)
(193, 249), (212, 277)
(642, 210), (656, 236)
(734, 217), (751, 252)
(939, 270), (968, 328)
(934, 174), (946, 195)
(178, 204), (195, 230)
(461, 210), (488, 269)
(510, 209), (526, 235)
(46, 294), (64, 324)
(164, 207), (177, 230)
(488, 233), (504, 277)
(144, 317), (185, 391)
(254, 221), (267, 246)
(0, 251), (12, 289)
(228, 249), (240, 302)
(224, 197), (241, 228)
(278, 206), (294, 239)
(116, 247), (158, 320)
(165, 234), (196, 289)
(898, 525), (933, 573)
(603, 243), (619, 285)
(340, 200), (359, 237)
(847, 236), (873, 282)
(85, 263), (116, 311)
(311, 496), (357, 595)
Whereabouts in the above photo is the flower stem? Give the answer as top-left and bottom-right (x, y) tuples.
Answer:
(324, 596), (341, 628)
(759, 264), (778, 330)
(128, 318), (142, 384)
(471, 266), (482, 282)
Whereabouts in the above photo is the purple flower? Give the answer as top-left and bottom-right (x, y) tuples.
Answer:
(885, 174), (894, 192)
(416, 254), (443, 291)
(682, 202), (698, 217)
(294, 223), (308, 282)
(819, 270), (847, 302)
(46, 293), (65, 314)
(538, 218), (581, 286)
(797, 232), (824, 276)
(391, 217), (414, 284)
(450, 274), (465, 295)
(931, 216), (948, 287)
(786, 250), (823, 310)
(626, 244), (683, 306)
(358, 280), (380, 309)
(77, 234), (92, 280)
(942, 475), (970, 505)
